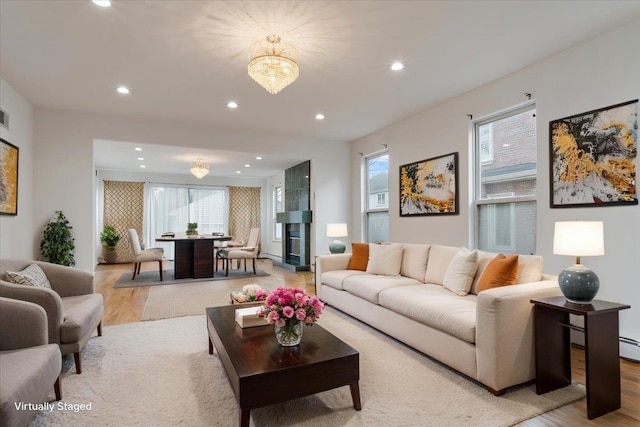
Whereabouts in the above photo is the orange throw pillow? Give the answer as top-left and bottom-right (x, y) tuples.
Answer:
(347, 243), (369, 271)
(477, 254), (520, 293)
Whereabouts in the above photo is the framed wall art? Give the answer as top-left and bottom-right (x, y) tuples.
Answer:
(0, 138), (19, 215)
(549, 99), (638, 208)
(400, 152), (458, 216)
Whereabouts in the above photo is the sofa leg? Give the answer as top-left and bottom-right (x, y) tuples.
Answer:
(54, 375), (62, 400)
(487, 386), (505, 396)
(74, 352), (82, 374)
(97, 321), (103, 337)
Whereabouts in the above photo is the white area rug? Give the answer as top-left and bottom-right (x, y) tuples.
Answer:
(31, 308), (585, 427)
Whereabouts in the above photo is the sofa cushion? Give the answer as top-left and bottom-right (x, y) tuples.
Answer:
(379, 284), (477, 343)
(347, 243), (369, 271)
(366, 244), (403, 276)
(424, 245), (459, 285)
(443, 248), (478, 296)
(321, 270), (369, 291)
(477, 254), (519, 293)
(60, 294), (104, 343)
(400, 244), (430, 282)
(343, 274), (421, 305)
(516, 255), (544, 284)
(5, 264), (52, 288)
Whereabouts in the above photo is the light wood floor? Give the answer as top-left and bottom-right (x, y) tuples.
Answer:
(95, 260), (639, 426)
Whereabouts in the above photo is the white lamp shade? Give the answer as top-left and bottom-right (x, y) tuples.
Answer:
(553, 221), (604, 257)
(327, 223), (348, 238)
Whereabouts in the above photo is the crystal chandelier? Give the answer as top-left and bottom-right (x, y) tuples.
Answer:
(190, 158), (209, 179)
(248, 34), (299, 94)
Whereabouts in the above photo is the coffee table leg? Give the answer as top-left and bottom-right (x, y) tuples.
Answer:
(349, 382), (362, 410)
(208, 337), (214, 355)
(240, 409), (250, 427)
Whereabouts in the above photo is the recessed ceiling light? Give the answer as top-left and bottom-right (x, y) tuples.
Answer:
(139, 165), (146, 168)
(502, 144), (511, 147)
(227, 101), (238, 109)
(134, 147), (142, 151)
(92, 0), (111, 7)
(256, 156), (262, 160)
(235, 170), (241, 174)
(116, 86), (130, 94)
(315, 113), (325, 120)
(391, 62), (404, 71)
(244, 164), (251, 168)
(137, 157), (144, 161)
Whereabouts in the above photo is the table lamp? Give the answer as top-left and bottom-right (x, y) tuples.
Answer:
(327, 223), (348, 254)
(553, 221), (604, 304)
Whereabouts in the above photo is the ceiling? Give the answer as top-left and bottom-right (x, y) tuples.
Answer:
(3, 1), (640, 177)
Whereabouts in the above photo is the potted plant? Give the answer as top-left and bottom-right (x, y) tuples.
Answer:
(186, 222), (198, 236)
(100, 225), (121, 264)
(40, 211), (75, 266)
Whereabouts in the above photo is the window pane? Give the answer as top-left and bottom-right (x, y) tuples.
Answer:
(367, 154), (389, 209)
(367, 211), (389, 243)
(188, 188), (226, 234)
(477, 201), (536, 254)
(479, 109), (536, 199)
(274, 186), (282, 241)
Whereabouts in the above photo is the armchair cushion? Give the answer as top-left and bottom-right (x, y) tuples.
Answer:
(5, 264), (51, 289)
(60, 294), (104, 343)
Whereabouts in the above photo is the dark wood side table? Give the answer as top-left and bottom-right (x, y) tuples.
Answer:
(531, 296), (630, 419)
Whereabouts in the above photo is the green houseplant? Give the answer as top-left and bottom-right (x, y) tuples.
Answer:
(100, 225), (121, 264)
(186, 222), (198, 236)
(40, 211), (75, 266)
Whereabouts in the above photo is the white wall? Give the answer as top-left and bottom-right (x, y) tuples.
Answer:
(351, 21), (640, 345)
(32, 108), (351, 273)
(0, 78), (34, 259)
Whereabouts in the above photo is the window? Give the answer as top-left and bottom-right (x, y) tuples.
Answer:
(146, 185), (228, 259)
(273, 185), (282, 241)
(364, 151), (389, 243)
(474, 104), (537, 254)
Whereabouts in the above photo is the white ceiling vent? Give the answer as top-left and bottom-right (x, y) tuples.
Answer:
(0, 108), (8, 130)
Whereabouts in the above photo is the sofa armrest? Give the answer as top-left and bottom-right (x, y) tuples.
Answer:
(475, 279), (563, 392)
(0, 297), (49, 350)
(316, 254), (352, 275)
(35, 261), (95, 297)
(0, 280), (63, 344)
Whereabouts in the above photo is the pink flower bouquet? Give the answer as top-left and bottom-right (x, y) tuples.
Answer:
(260, 287), (324, 345)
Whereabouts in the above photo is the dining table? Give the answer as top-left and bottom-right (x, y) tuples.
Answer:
(155, 233), (232, 279)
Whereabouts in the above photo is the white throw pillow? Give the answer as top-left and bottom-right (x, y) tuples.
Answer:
(366, 244), (403, 276)
(6, 264), (52, 288)
(516, 255), (544, 284)
(443, 248), (478, 296)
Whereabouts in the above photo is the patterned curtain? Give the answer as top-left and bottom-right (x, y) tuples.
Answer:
(228, 187), (261, 247)
(103, 181), (144, 263)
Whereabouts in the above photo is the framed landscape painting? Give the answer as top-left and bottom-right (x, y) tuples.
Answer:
(550, 99), (638, 208)
(400, 152), (458, 216)
(0, 138), (19, 215)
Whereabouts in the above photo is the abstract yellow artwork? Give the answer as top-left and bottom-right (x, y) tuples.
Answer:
(0, 139), (19, 215)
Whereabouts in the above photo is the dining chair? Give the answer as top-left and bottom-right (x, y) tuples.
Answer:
(127, 229), (164, 281)
(216, 227), (260, 276)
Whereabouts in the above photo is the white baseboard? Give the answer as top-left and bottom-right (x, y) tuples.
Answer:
(570, 328), (639, 362)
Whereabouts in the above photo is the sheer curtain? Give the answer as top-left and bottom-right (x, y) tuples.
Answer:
(145, 184), (228, 260)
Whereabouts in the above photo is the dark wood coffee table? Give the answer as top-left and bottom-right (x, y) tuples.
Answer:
(206, 304), (361, 427)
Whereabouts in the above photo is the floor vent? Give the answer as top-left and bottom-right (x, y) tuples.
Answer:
(0, 108), (8, 130)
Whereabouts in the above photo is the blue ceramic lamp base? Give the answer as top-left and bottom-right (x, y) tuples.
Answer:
(329, 239), (346, 254)
(558, 264), (600, 304)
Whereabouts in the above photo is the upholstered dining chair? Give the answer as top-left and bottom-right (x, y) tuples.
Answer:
(127, 229), (164, 281)
(216, 227), (260, 276)
(0, 297), (62, 427)
(0, 259), (104, 374)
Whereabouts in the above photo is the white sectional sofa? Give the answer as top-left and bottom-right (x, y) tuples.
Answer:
(316, 243), (563, 395)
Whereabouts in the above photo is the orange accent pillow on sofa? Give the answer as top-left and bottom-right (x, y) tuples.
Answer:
(347, 243), (369, 271)
(477, 254), (520, 293)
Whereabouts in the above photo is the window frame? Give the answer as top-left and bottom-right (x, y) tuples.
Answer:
(363, 149), (389, 243)
(273, 185), (282, 242)
(471, 101), (537, 252)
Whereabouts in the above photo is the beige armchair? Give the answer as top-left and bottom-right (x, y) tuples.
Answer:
(0, 297), (62, 427)
(128, 228), (164, 281)
(216, 227), (260, 276)
(0, 259), (103, 374)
